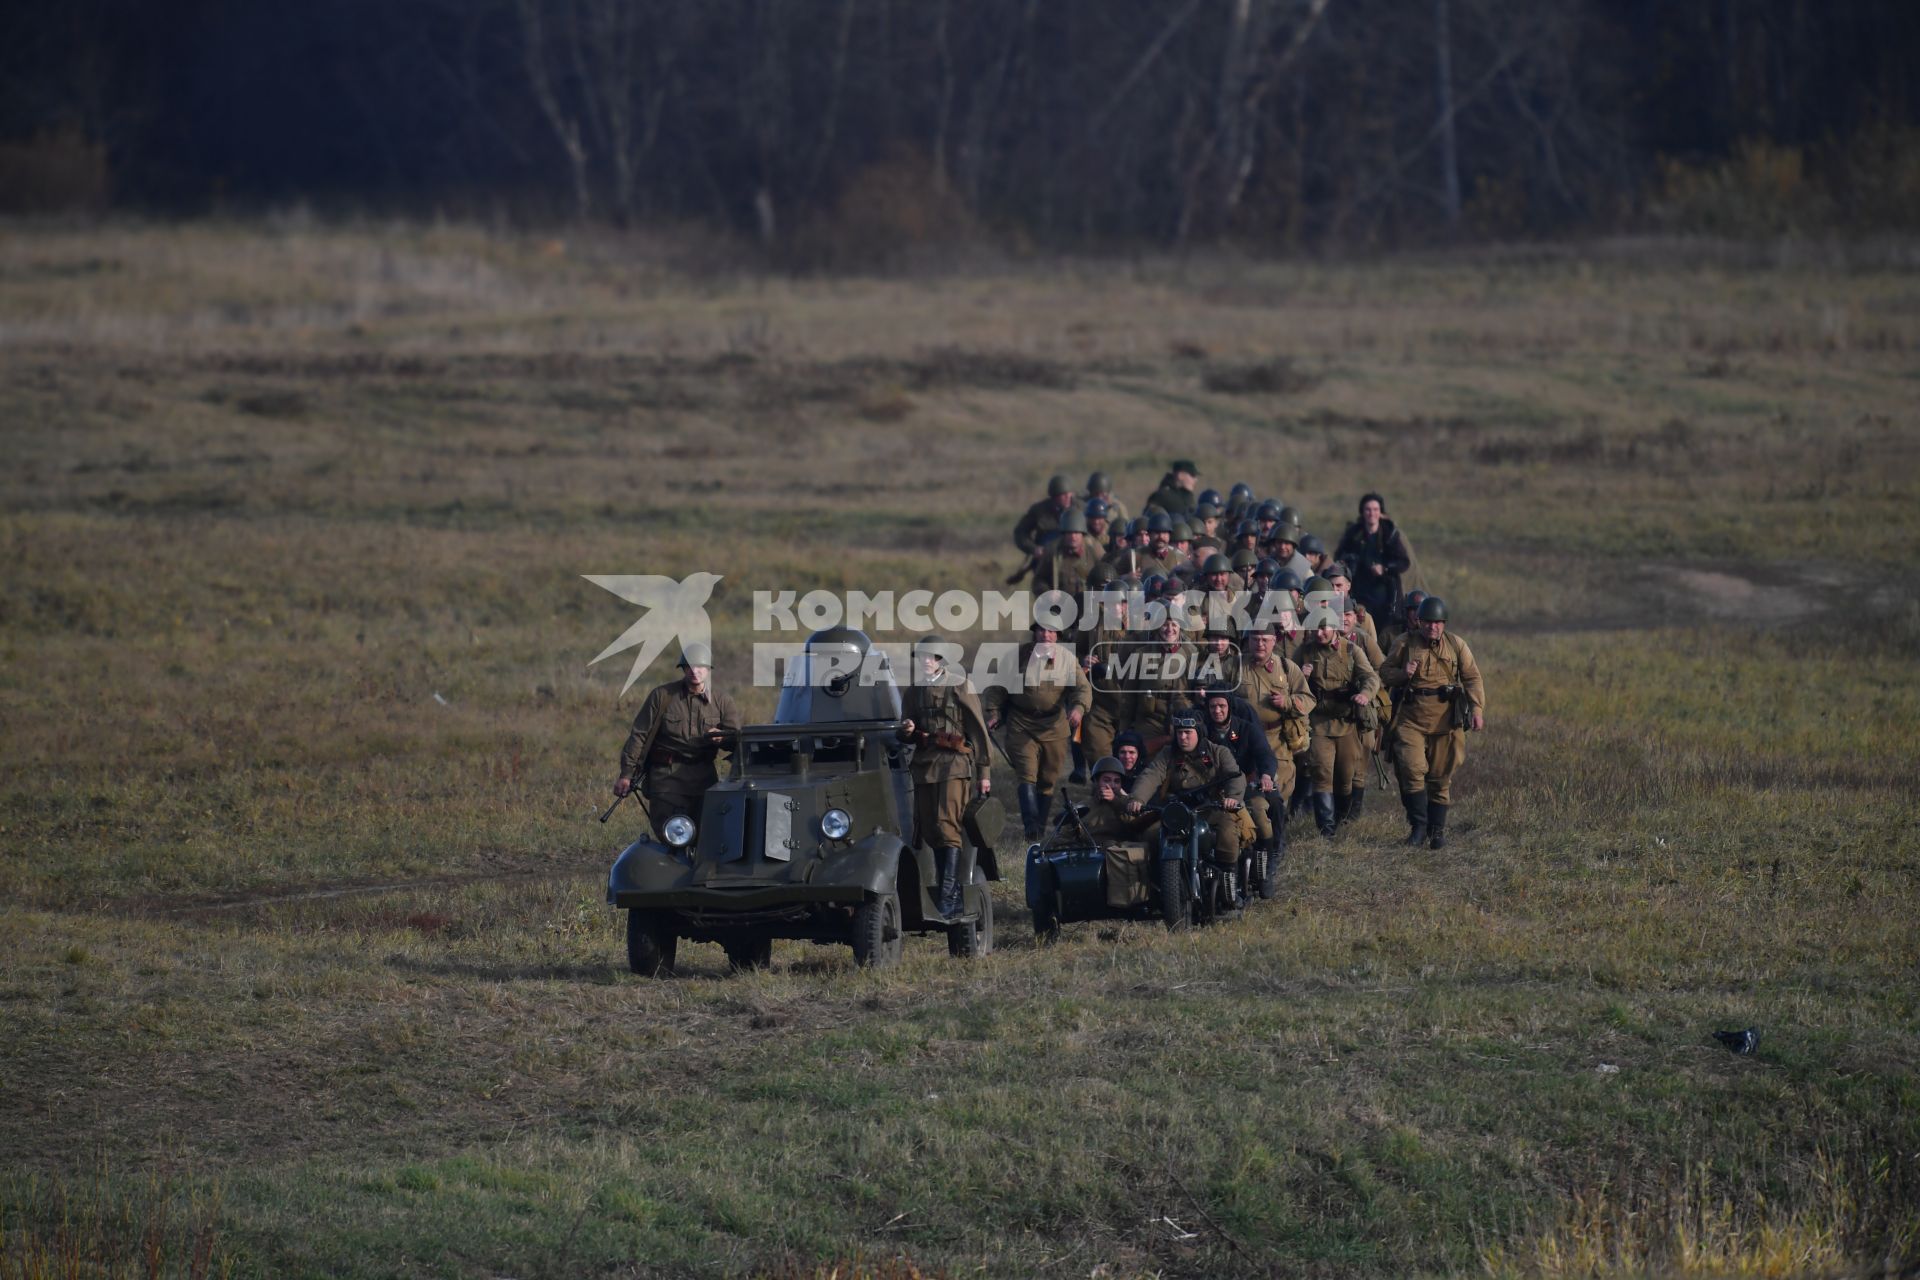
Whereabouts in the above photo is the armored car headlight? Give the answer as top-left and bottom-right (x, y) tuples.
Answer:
(820, 808), (853, 841)
(662, 815), (696, 848)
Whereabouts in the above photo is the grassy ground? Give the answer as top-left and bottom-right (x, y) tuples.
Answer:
(2, 222), (1917, 1278)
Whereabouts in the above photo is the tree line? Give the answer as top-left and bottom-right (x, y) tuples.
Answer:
(3, 0), (1916, 250)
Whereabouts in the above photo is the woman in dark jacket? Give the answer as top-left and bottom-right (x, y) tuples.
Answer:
(1334, 492), (1412, 632)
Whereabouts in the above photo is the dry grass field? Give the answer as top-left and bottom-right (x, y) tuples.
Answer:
(2, 222), (1918, 1278)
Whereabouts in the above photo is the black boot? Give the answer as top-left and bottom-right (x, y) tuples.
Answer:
(1068, 742), (1087, 786)
(1402, 791), (1429, 846)
(1347, 788), (1366, 822)
(1018, 783), (1040, 840)
(1033, 788), (1054, 836)
(1333, 791), (1353, 828)
(930, 846), (953, 916)
(1427, 802), (1449, 850)
(1314, 791), (1337, 838)
(937, 845), (965, 916)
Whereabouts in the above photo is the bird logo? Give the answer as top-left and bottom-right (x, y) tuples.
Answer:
(584, 572), (723, 695)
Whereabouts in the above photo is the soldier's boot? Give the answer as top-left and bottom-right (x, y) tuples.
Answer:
(1313, 791), (1338, 839)
(1402, 791), (1430, 846)
(1332, 790), (1352, 829)
(936, 845), (966, 917)
(1347, 787), (1366, 823)
(1068, 742), (1088, 786)
(1289, 783), (1312, 821)
(1427, 802), (1449, 850)
(1033, 789), (1054, 836)
(1017, 783), (1041, 840)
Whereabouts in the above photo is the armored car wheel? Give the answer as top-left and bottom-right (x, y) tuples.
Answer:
(724, 933), (774, 973)
(851, 890), (904, 968)
(947, 868), (995, 958)
(625, 909), (678, 977)
(1157, 859), (1192, 931)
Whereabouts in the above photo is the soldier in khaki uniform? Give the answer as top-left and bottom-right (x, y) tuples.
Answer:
(1127, 616), (1196, 745)
(1126, 711), (1247, 874)
(1325, 563), (1380, 650)
(1239, 627), (1314, 804)
(985, 620), (1093, 840)
(1294, 619), (1381, 838)
(1031, 508), (1102, 598)
(1079, 575), (1136, 767)
(1087, 471), (1129, 527)
(1083, 755), (1158, 908)
(615, 644), (743, 834)
(1333, 575), (1388, 825)
(1083, 498), (1114, 555)
(897, 636), (993, 916)
(1380, 597), (1484, 850)
(1013, 474), (1076, 564)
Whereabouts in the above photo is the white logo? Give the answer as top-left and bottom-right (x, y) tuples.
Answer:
(585, 573), (722, 695)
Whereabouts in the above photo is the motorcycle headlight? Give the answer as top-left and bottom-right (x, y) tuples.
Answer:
(662, 815), (696, 848)
(820, 808), (852, 841)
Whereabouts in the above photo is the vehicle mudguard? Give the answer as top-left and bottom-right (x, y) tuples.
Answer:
(808, 833), (908, 899)
(608, 838), (694, 903)
(964, 795), (1007, 881)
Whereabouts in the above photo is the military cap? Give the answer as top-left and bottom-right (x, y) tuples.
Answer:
(1194, 501), (1221, 520)
(1277, 505), (1302, 528)
(1402, 589), (1429, 613)
(1231, 549), (1260, 570)
(1418, 597), (1449, 622)
(1169, 711), (1201, 731)
(1171, 458), (1200, 476)
(1146, 512), (1173, 534)
(1228, 482), (1255, 503)
(1087, 470), (1114, 495)
(1084, 497), (1109, 520)
(1142, 573), (1167, 597)
(1202, 685), (1236, 702)
(1271, 523), (1302, 547)
(1058, 508), (1089, 534)
(1114, 729), (1146, 752)
(1233, 519), (1259, 540)
(1255, 500), (1281, 522)
(1191, 537), (1224, 557)
(677, 643), (713, 668)
(1254, 556), (1280, 577)
(1298, 533), (1325, 557)
(1304, 576), (1333, 593)
(1171, 519), (1193, 542)
(1127, 517), (1147, 537)
(1047, 473), (1073, 497)
(1323, 561), (1352, 582)
(1197, 488), (1222, 508)
(913, 634), (950, 659)
(1270, 569), (1304, 593)
(1091, 756), (1127, 779)
(1202, 553), (1233, 576)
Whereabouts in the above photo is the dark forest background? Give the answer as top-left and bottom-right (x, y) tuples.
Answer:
(4, 0), (1918, 253)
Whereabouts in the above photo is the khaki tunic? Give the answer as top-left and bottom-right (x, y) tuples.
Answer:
(1082, 796), (1155, 908)
(618, 680), (743, 826)
(1295, 635), (1380, 795)
(1082, 624), (1136, 763)
(1127, 641), (1198, 743)
(1031, 541), (1103, 598)
(984, 642), (1092, 797)
(1381, 631), (1485, 805)
(1128, 744), (1246, 863)
(899, 678), (992, 847)
(1240, 653), (1314, 792)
